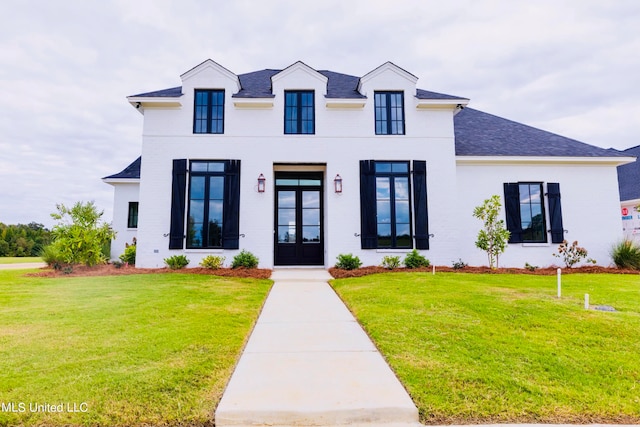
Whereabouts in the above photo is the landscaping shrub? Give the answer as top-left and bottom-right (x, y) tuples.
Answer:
(611, 239), (640, 270)
(49, 201), (115, 266)
(40, 244), (66, 269)
(381, 255), (401, 270)
(335, 253), (362, 270)
(404, 249), (430, 269)
(119, 244), (136, 265)
(452, 258), (468, 270)
(525, 262), (538, 272)
(231, 250), (259, 269)
(164, 255), (190, 269)
(553, 240), (596, 268)
(200, 255), (225, 269)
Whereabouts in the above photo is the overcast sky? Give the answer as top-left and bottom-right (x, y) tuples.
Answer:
(1, 0), (639, 228)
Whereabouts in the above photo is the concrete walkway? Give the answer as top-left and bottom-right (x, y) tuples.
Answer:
(215, 268), (420, 427)
(0, 262), (47, 270)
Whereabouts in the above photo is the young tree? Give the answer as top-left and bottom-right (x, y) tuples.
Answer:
(48, 201), (115, 266)
(473, 195), (510, 269)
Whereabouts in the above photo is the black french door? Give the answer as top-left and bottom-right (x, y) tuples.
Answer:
(274, 172), (324, 265)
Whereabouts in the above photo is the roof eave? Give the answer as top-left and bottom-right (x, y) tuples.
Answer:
(456, 155), (636, 166)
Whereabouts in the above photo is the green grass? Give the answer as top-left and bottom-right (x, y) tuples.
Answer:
(0, 257), (42, 264)
(0, 269), (271, 426)
(331, 272), (640, 424)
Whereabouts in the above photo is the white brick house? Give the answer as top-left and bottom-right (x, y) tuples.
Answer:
(104, 59), (634, 268)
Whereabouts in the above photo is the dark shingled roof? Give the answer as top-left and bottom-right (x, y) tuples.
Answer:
(617, 145), (640, 201)
(130, 86), (182, 98)
(103, 157), (141, 180)
(454, 107), (624, 157)
(130, 67), (464, 100)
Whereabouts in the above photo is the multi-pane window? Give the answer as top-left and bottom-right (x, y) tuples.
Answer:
(374, 91), (405, 135)
(285, 91), (314, 134)
(187, 161), (225, 248)
(519, 183), (547, 243)
(375, 162), (411, 248)
(127, 202), (138, 229)
(194, 89), (224, 134)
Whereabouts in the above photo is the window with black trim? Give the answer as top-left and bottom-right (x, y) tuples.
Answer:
(374, 91), (405, 135)
(127, 202), (138, 229)
(284, 91), (314, 134)
(194, 89), (224, 134)
(518, 183), (546, 242)
(374, 162), (412, 248)
(187, 161), (225, 248)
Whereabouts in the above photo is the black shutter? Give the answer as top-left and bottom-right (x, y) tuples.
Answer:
(503, 183), (523, 243)
(222, 160), (241, 249)
(547, 182), (565, 243)
(359, 160), (377, 249)
(169, 159), (187, 249)
(412, 160), (429, 249)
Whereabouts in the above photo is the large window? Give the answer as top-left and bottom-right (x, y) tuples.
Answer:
(518, 183), (546, 243)
(374, 162), (412, 248)
(194, 89), (224, 134)
(504, 182), (565, 244)
(284, 91), (314, 134)
(374, 91), (405, 135)
(187, 161), (225, 248)
(127, 202), (138, 229)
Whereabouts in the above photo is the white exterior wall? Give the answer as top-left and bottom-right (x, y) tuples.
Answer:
(456, 161), (624, 268)
(108, 182), (139, 259)
(134, 62), (460, 268)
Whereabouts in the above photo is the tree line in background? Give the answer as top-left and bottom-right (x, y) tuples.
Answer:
(0, 222), (51, 257)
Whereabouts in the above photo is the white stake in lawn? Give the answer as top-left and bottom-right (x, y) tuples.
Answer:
(557, 268), (562, 298)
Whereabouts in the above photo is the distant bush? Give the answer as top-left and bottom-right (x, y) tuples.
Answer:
(164, 255), (189, 270)
(335, 253), (362, 270)
(200, 255), (225, 269)
(381, 255), (401, 270)
(525, 262), (538, 272)
(611, 239), (640, 270)
(404, 249), (430, 269)
(231, 250), (259, 269)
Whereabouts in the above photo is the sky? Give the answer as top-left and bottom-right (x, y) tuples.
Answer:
(1, 0), (639, 228)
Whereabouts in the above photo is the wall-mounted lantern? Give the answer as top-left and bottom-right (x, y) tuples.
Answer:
(334, 174), (343, 193)
(257, 173), (266, 193)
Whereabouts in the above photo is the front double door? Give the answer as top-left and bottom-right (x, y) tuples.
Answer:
(274, 172), (324, 266)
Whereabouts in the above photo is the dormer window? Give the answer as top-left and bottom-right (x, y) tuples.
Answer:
(374, 91), (405, 135)
(284, 91), (315, 134)
(194, 89), (224, 134)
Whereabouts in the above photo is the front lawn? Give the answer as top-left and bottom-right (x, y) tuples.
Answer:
(0, 269), (271, 426)
(331, 272), (640, 424)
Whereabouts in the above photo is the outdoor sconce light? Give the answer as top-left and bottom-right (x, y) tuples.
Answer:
(257, 174), (266, 193)
(334, 174), (343, 193)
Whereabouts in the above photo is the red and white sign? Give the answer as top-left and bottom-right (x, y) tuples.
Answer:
(622, 207), (629, 216)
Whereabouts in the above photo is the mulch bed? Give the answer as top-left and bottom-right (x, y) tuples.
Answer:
(26, 264), (273, 279)
(328, 265), (640, 278)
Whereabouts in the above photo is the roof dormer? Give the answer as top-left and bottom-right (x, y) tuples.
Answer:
(180, 59), (241, 93)
(271, 61), (328, 96)
(357, 62), (418, 97)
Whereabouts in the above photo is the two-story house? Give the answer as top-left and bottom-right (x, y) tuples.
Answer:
(103, 59), (633, 268)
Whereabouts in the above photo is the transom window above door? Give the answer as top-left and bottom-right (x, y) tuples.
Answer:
(284, 91), (315, 134)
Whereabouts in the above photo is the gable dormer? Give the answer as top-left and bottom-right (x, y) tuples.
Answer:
(271, 61), (328, 96)
(180, 59), (241, 94)
(357, 62), (418, 98)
